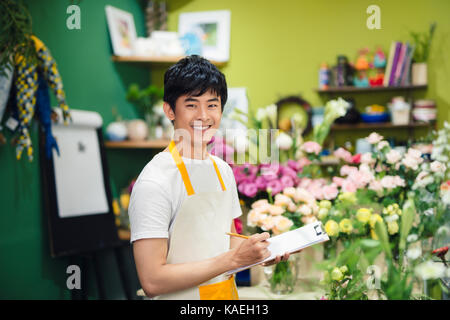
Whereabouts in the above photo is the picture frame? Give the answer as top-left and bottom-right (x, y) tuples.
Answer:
(178, 10), (231, 62)
(105, 5), (137, 56)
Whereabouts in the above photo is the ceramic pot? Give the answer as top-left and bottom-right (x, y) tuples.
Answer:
(412, 62), (427, 86)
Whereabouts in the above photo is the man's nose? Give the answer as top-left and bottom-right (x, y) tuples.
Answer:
(196, 106), (209, 121)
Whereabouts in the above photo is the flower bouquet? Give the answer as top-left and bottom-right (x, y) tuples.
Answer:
(247, 187), (319, 294)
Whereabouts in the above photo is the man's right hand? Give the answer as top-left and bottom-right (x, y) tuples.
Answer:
(230, 232), (271, 269)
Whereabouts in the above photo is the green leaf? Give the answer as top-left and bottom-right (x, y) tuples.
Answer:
(374, 220), (392, 260)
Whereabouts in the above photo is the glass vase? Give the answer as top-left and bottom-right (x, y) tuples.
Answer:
(263, 256), (299, 295)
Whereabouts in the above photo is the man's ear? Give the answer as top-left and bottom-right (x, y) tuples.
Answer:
(163, 102), (175, 121)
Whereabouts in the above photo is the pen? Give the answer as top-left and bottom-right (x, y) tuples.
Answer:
(226, 232), (250, 239)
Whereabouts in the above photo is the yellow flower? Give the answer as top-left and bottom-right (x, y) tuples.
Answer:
(318, 207), (329, 220)
(371, 229), (378, 240)
(339, 219), (353, 234)
(319, 200), (332, 210)
(338, 192), (357, 204)
(369, 214), (383, 229)
(339, 265), (348, 274)
(112, 199), (120, 216)
(331, 267), (344, 281)
(356, 208), (372, 224)
(325, 220), (340, 237)
(387, 221), (399, 235)
(120, 193), (130, 210)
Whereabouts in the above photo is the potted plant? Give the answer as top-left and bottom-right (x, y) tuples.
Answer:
(126, 83), (164, 139)
(410, 22), (437, 86)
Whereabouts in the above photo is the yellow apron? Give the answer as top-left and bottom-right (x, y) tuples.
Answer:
(155, 141), (239, 300)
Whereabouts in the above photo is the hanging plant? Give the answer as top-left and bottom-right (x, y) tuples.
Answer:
(0, 0), (37, 75)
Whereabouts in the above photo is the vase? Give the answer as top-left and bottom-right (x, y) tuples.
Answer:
(263, 256), (299, 295)
(412, 62), (427, 86)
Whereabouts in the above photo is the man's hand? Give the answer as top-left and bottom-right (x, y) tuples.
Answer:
(230, 232), (271, 269)
(261, 248), (303, 267)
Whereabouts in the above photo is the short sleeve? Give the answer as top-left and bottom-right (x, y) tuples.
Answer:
(128, 179), (172, 243)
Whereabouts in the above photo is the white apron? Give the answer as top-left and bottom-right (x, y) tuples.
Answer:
(155, 141), (239, 300)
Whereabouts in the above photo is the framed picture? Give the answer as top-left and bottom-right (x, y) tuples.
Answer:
(105, 5), (137, 56)
(178, 10), (231, 62)
(219, 87), (248, 136)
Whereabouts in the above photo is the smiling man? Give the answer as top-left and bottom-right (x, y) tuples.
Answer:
(129, 55), (289, 300)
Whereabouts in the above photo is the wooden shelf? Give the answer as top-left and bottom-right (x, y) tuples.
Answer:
(316, 85), (427, 94)
(111, 55), (227, 67)
(105, 139), (170, 149)
(331, 121), (433, 131)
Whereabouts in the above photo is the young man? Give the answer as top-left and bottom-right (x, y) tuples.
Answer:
(129, 55), (290, 300)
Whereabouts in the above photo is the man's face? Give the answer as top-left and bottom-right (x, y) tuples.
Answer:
(165, 90), (222, 148)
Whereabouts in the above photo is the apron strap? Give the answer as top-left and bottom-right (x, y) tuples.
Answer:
(169, 140), (226, 195)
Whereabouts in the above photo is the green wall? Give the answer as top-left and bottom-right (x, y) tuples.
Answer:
(0, 0), (152, 299)
(1, 0), (449, 299)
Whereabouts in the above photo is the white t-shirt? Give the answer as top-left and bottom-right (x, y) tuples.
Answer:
(128, 151), (242, 243)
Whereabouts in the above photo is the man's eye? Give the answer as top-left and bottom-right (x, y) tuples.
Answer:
(209, 104), (218, 108)
(186, 104), (196, 108)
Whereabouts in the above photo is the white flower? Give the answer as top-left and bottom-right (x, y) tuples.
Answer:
(424, 208), (435, 216)
(275, 132), (293, 150)
(367, 132), (384, 144)
(402, 155), (419, 171)
(255, 107), (267, 121)
(377, 140), (390, 151)
(415, 260), (446, 280)
(386, 149), (402, 164)
(407, 234), (419, 243)
(436, 226), (450, 236)
(430, 161), (446, 173)
(384, 214), (399, 223)
(265, 104), (278, 128)
(406, 247), (422, 260)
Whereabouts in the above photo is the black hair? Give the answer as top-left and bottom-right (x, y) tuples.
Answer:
(163, 55), (227, 114)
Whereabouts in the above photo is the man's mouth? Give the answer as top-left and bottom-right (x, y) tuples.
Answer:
(191, 124), (212, 133)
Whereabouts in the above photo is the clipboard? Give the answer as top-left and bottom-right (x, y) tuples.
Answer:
(226, 221), (329, 275)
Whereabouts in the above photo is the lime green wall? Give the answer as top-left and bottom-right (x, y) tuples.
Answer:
(159, 0), (450, 135)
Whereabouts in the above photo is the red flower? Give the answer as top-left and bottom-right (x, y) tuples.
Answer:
(432, 246), (448, 259)
(351, 154), (361, 164)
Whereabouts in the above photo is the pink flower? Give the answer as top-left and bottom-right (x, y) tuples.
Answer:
(368, 180), (383, 193)
(332, 176), (346, 187)
(234, 218), (243, 234)
(322, 185), (339, 200)
(386, 149), (402, 164)
(210, 137), (235, 163)
(255, 176), (268, 190)
(298, 158), (312, 168)
(366, 132), (384, 144)
(340, 165), (358, 177)
(287, 159), (302, 172)
(267, 179), (283, 195)
(281, 165), (298, 180)
(301, 141), (322, 155)
(361, 152), (375, 165)
(341, 180), (357, 193)
(241, 182), (258, 198)
(334, 147), (353, 163)
(380, 176), (396, 189)
(280, 175), (295, 189)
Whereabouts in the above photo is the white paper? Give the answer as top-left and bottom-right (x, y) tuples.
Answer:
(226, 221), (329, 275)
(52, 110), (109, 218)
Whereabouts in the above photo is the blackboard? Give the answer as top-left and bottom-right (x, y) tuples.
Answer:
(39, 111), (120, 258)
